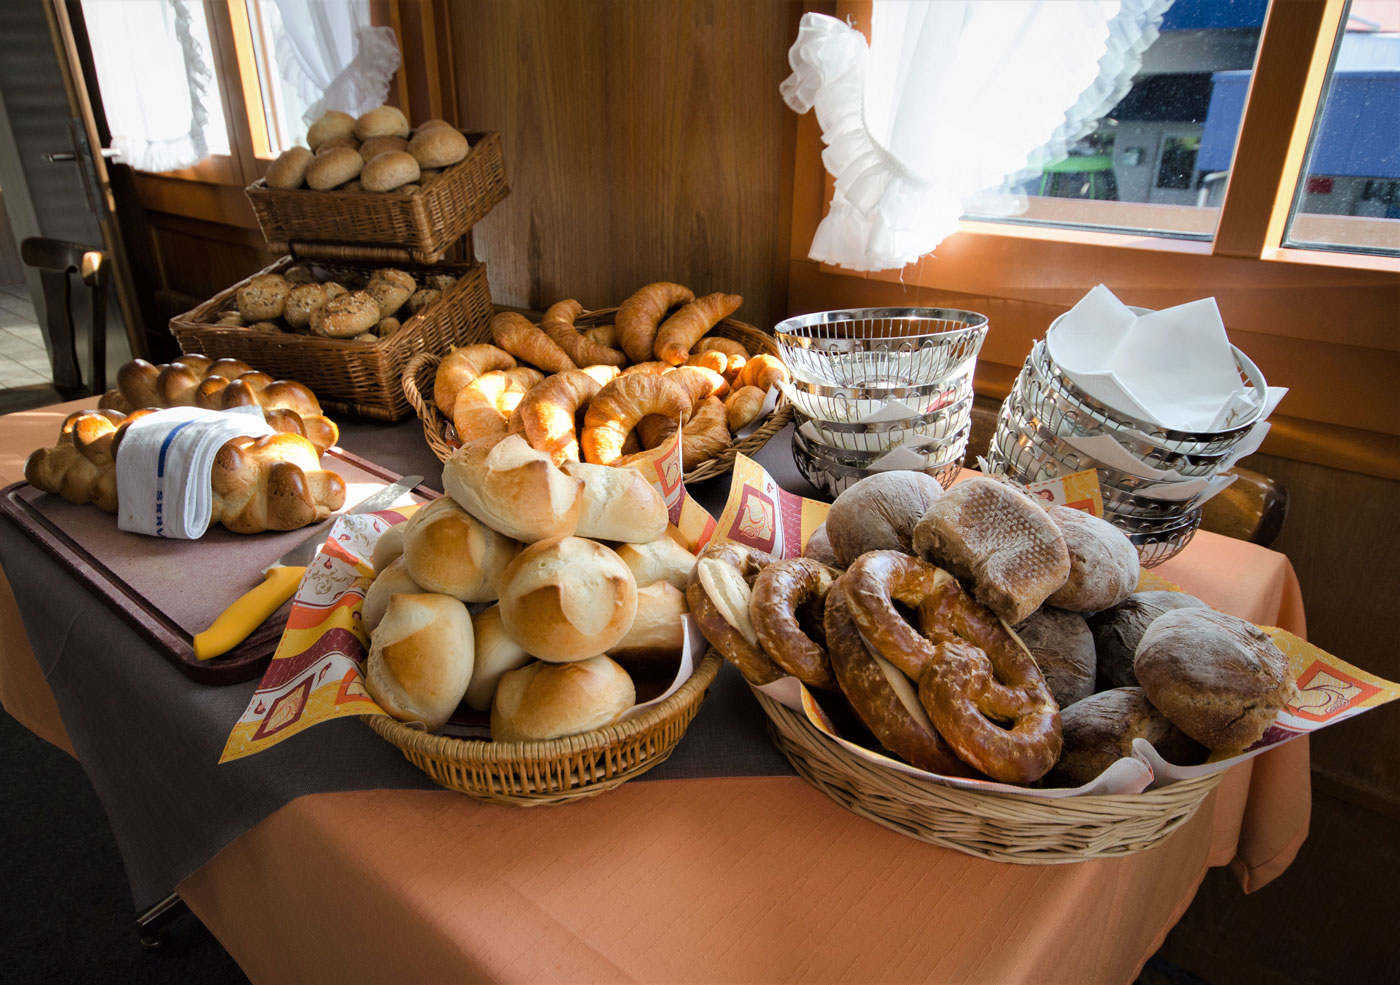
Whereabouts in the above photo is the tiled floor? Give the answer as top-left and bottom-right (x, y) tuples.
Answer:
(0, 284), (53, 388)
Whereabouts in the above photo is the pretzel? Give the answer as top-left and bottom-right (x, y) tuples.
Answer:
(841, 551), (946, 680)
(654, 292), (743, 366)
(433, 344), (517, 415)
(750, 557), (839, 690)
(824, 578), (976, 776)
(490, 311), (578, 374)
(617, 282), (694, 364)
(686, 541), (782, 685)
(580, 374), (691, 465)
(540, 299), (628, 367)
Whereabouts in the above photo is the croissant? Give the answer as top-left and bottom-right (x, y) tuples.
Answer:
(725, 385), (766, 431)
(519, 368), (608, 465)
(434, 343), (517, 416)
(490, 311), (578, 374)
(452, 367), (544, 445)
(653, 293), (743, 366)
(540, 300), (628, 368)
(581, 374), (692, 465)
(695, 336), (750, 379)
(98, 357), (339, 454)
(616, 282), (694, 364)
(25, 410), (347, 534)
(627, 396), (731, 471)
(735, 353), (790, 391)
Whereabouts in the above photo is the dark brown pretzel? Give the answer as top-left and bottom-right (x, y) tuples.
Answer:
(750, 558), (839, 690)
(686, 541), (781, 685)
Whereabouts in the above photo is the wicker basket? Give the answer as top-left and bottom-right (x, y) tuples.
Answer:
(402, 308), (795, 483)
(365, 652), (722, 805)
(245, 131), (509, 265)
(754, 688), (1223, 863)
(170, 255), (493, 421)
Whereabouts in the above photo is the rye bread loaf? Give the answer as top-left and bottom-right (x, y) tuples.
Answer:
(1012, 606), (1097, 709)
(1047, 687), (1204, 786)
(1089, 590), (1210, 690)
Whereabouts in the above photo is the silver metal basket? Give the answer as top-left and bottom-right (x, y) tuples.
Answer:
(784, 370), (973, 424)
(793, 431), (965, 499)
(793, 394), (973, 453)
(774, 308), (989, 389)
(795, 422), (971, 472)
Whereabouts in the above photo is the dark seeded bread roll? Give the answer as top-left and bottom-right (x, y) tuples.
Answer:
(1047, 687), (1205, 786)
(1013, 606), (1096, 709)
(1089, 590), (1210, 690)
(1134, 608), (1296, 753)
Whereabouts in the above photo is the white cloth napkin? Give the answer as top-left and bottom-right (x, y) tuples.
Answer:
(1047, 285), (1250, 431)
(116, 406), (274, 539)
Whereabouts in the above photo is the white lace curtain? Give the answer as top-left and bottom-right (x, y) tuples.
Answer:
(271, 0), (400, 126)
(781, 1), (1174, 272)
(82, 0), (216, 173)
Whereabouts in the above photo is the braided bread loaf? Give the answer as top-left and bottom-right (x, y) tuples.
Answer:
(98, 356), (339, 454)
(25, 409), (346, 534)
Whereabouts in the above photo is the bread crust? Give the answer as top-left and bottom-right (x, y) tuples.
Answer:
(581, 374), (691, 465)
(1045, 506), (1140, 612)
(617, 282), (694, 364)
(433, 344), (517, 416)
(654, 292), (743, 365)
(1047, 687), (1204, 787)
(825, 471), (944, 568)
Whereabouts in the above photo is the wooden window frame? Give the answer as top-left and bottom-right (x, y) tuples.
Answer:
(790, 0), (1400, 480)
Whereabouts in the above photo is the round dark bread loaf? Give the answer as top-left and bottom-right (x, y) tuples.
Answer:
(1089, 590), (1209, 690)
(1046, 687), (1204, 787)
(824, 471), (943, 568)
(1044, 506), (1139, 612)
(802, 523), (840, 568)
(1013, 606), (1096, 709)
(1134, 608), (1296, 753)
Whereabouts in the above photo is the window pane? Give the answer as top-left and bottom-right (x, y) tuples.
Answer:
(246, 0), (314, 155)
(1284, 0), (1400, 256)
(963, 0), (1267, 239)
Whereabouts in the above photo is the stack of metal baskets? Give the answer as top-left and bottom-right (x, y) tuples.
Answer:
(985, 317), (1269, 566)
(773, 308), (989, 498)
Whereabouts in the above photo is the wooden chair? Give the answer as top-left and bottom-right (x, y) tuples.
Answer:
(19, 237), (110, 399)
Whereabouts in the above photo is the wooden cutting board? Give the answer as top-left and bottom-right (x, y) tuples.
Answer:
(0, 449), (433, 685)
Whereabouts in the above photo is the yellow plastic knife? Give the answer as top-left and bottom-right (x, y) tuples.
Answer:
(193, 475), (422, 661)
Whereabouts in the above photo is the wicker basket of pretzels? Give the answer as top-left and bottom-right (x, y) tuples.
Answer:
(403, 282), (794, 483)
(685, 471), (1299, 862)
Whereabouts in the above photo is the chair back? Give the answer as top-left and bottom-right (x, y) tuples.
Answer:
(19, 237), (110, 398)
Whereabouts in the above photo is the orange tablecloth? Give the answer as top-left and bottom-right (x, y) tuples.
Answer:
(0, 400), (1311, 985)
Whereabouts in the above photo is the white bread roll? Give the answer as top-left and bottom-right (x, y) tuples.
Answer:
(498, 536), (637, 662)
(442, 434), (583, 543)
(613, 536), (696, 591)
(491, 655), (635, 742)
(371, 522), (408, 574)
(465, 605), (532, 711)
(561, 460), (667, 543)
(608, 581), (687, 664)
(362, 555), (423, 633)
(401, 496), (520, 602)
(366, 592), (474, 731)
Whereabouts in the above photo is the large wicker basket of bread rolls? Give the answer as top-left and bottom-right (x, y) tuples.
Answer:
(171, 255), (492, 421)
(366, 651), (721, 805)
(245, 130), (508, 265)
(754, 688), (1222, 862)
(403, 307), (794, 483)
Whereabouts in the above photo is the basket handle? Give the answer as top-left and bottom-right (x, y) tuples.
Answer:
(277, 241), (416, 264)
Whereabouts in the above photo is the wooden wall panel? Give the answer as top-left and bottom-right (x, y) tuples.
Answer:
(448, 0), (800, 331)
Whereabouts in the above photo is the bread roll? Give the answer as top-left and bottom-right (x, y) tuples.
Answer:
(491, 655), (635, 742)
(315, 135), (359, 156)
(365, 592), (474, 731)
(1134, 609), (1296, 753)
(306, 110), (355, 150)
(825, 471), (944, 568)
(1047, 687), (1204, 787)
(1089, 590), (1210, 690)
(354, 104), (411, 140)
(309, 291), (379, 338)
(305, 146), (364, 190)
(465, 604), (531, 712)
(366, 275), (413, 319)
(561, 459), (667, 543)
(912, 476), (1070, 625)
(362, 150), (420, 192)
(608, 581), (687, 664)
(441, 434), (584, 543)
(359, 134), (408, 162)
(266, 146), (312, 189)
(371, 521), (408, 574)
(236, 273), (290, 321)
(1045, 506), (1140, 612)
(409, 126), (469, 168)
(401, 496), (521, 603)
(613, 536), (696, 591)
(283, 283), (329, 329)
(362, 555), (424, 633)
(1012, 606), (1096, 708)
(802, 523), (840, 567)
(498, 536), (638, 662)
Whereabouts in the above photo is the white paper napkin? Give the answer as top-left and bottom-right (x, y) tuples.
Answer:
(116, 406), (275, 539)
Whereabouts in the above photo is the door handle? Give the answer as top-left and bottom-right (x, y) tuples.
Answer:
(42, 149), (120, 163)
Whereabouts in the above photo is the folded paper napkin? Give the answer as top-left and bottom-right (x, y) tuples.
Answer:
(116, 406), (274, 539)
(1047, 285), (1264, 432)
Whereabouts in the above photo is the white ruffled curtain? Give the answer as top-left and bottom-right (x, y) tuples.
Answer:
(271, 0), (401, 126)
(81, 0), (216, 172)
(781, 1), (1174, 272)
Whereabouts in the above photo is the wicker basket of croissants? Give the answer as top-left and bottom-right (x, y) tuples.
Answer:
(403, 282), (795, 484)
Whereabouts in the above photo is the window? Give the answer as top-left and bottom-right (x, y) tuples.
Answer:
(1284, 1), (1400, 256)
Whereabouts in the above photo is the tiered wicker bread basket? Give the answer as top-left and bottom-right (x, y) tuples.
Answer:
(171, 255), (493, 421)
(402, 307), (794, 482)
(754, 688), (1223, 862)
(366, 653), (722, 805)
(244, 131), (508, 265)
